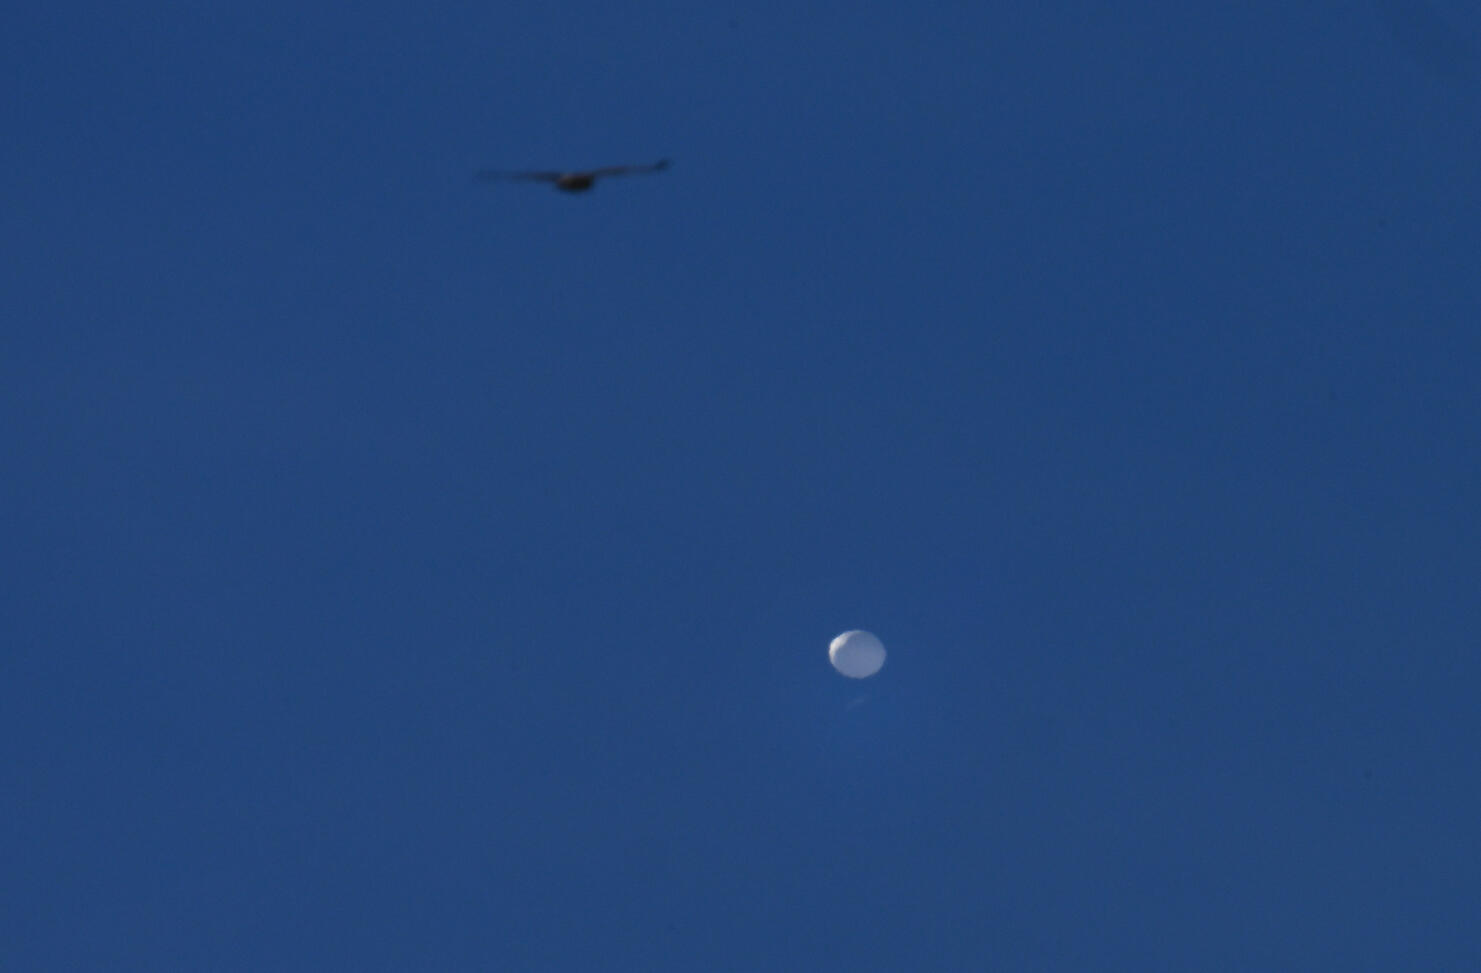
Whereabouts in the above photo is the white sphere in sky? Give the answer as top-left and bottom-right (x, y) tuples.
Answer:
(829, 630), (886, 678)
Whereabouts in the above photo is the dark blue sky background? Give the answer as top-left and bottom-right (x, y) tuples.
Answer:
(5, 2), (1479, 969)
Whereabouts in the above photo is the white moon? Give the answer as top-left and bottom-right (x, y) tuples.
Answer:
(829, 630), (886, 678)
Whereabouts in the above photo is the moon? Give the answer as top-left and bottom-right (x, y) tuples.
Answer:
(829, 630), (886, 678)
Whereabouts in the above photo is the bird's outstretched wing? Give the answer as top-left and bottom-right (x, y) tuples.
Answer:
(474, 160), (671, 192)
(587, 159), (672, 178)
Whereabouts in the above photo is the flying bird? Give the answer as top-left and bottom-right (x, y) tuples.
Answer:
(475, 159), (672, 193)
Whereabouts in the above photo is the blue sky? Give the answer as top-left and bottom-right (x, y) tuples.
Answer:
(5, 2), (1480, 969)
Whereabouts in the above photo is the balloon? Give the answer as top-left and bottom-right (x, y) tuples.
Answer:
(829, 630), (886, 678)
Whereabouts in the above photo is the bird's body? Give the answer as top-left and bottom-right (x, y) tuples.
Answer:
(476, 159), (671, 193)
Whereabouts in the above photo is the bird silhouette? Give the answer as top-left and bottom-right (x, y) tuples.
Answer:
(475, 159), (671, 193)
